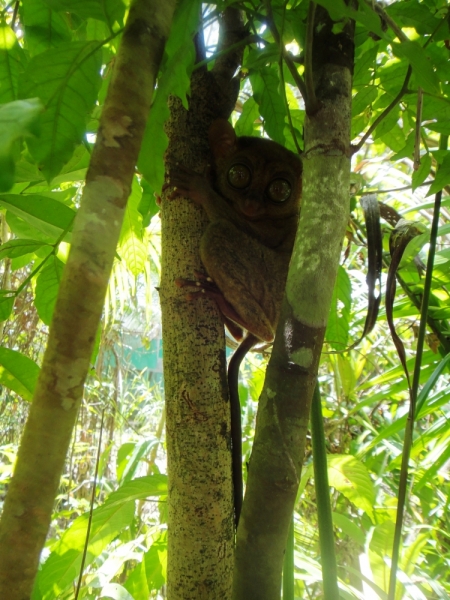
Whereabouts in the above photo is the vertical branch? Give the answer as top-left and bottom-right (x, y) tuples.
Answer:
(0, 2), (176, 597)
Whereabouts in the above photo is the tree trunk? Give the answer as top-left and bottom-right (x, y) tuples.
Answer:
(160, 10), (247, 600)
(0, 2), (176, 597)
(232, 7), (355, 599)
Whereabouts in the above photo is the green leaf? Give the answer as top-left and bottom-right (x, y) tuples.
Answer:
(373, 107), (400, 140)
(250, 67), (285, 145)
(332, 512), (365, 546)
(42, 0), (126, 27)
(386, 0), (442, 36)
(427, 152), (450, 196)
(0, 194), (76, 240)
(0, 346), (40, 401)
(19, 42), (102, 181)
(138, 178), (159, 227)
(327, 454), (375, 522)
(392, 41), (440, 95)
(235, 97), (260, 137)
(412, 152), (432, 190)
(34, 256), (64, 325)
(325, 265), (351, 351)
(21, 0), (72, 56)
(0, 99), (43, 192)
(138, 0), (200, 191)
(36, 499), (136, 600)
(119, 176), (143, 241)
(0, 24), (26, 103)
(120, 233), (147, 276)
(352, 86), (378, 118)
(0, 238), (48, 259)
(124, 535), (166, 597)
(106, 475), (167, 507)
(0, 295), (14, 321)
(353, 46), (378, 87)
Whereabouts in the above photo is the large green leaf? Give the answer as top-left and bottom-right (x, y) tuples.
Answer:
(21, 0), (71, 56)
(0, 346), (40, 401)
(34, 256), (65, 325)
(124, 534), (167, 597)
(392, 41), (440, 95)
(0, 24), (26, 103)
(327, 454), (375, 522)
(0, 238), (49, 259)
(19, 42), (102, 181)
(250, 66), (285, 145)
(0, 99), (43, 192)
(34, 475), (167, 599)
(42, 0), (126, 27)
(36, 501), (136, 600)
(0, 193), (76, 239)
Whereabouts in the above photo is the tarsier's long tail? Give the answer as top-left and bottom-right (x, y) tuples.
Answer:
(228, 333), (257, 528)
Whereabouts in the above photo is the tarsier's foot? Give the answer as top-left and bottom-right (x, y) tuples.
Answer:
(176, 271), (245, 341)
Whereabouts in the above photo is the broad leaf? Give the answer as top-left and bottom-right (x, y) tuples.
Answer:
(0, 194), (76, 240)
(19, 42), (102, 181)
(328, 454), (375, 522)
(0, 346), (40, 401)
(21, 0), (72, 56)
(0, 238), (49, 259)
(34, 256), (64, 325)
(42, 0), (126, 27)
(0, 99), (43, 192)
(0, 24), (26, 103)
(250, 66), (285, 144)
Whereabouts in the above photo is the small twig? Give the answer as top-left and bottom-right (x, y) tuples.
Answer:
(11, 1), (19, 28)
(367, 0), (408, 42)
(74, 409), (105, 600)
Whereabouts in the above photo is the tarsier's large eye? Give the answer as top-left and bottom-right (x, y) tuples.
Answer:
(228, 164), (251, 188)
(267, 179), (291, 202)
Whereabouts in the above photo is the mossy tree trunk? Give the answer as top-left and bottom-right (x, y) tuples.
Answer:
(159, 9), (247, 600)
(232, 7), (355, 599)
(0, 1), (176, 598)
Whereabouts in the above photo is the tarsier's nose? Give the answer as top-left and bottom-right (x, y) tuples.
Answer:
(241, 197), (264, 217)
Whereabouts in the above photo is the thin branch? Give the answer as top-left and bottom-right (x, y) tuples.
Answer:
(74, 410), (105, 600)
(304, 1), (320, 115)
(366, 0), (408, 42)
(263, 0), (308, 103)
(351, 66), (412, 154)
(413, 88), (424, 170)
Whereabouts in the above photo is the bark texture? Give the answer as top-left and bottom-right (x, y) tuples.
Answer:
(0, 2), (176, 598)
(160, 10), (247, 600)
(232, 7), (355, 599)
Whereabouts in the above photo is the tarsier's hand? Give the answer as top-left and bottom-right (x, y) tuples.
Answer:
(163, 164), (212, 206)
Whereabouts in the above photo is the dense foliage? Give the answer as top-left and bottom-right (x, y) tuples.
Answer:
(0, 0), (450, 598)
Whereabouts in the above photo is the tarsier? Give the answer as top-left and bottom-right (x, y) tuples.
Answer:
(166, 119), (302, 526)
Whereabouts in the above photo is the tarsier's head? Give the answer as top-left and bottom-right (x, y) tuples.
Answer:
(208, 119), (302, 221)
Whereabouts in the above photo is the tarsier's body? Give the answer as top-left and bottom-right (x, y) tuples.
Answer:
(168, 119), (302, 526)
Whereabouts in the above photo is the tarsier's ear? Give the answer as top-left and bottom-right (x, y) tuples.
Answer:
(208, 119), (237, 158)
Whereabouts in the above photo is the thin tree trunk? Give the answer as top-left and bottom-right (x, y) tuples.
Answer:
(160, 10), (246, 600)
(232, 7), (355, 599)
(0, 2), (176, 597)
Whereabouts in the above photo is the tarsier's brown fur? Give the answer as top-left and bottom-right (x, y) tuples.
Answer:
(167, 118), (302, 526)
